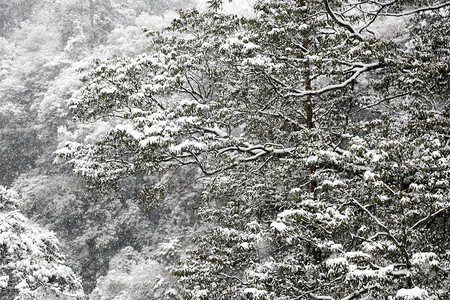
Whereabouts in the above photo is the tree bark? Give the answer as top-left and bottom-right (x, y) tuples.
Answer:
(303, 27), (317, 193)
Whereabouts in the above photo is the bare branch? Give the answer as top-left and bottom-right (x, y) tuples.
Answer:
(352, 198), (401, 247)
(377, 1), (450, 17)
(202, 126), (229, 138)
(410, 205), (450, 230)
(323, 0), (364, 40)
(350, 93), (408, 115)
(218, 272), (245, 284)
(358, 0), (398, 33)
(342, 285), (373, 300)
(309, 294), (335, 300)
(218, 144), (296, 157)
(248, 155), (274, 174)
(286, 62), (381, 97)
(257, 110), (308, 131)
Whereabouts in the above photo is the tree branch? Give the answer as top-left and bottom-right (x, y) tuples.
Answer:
(286, 62), (381, 97)
(352, 198), (401, 247)
(410, 205), (450, 230)
(342, 285), (373, 300)
(323, 0), (364, 40)
(376, 1), (450, 17)
(309, 294), (335, 300)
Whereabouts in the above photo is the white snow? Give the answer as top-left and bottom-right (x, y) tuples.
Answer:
(193, 289), (209, 297)
(153, 74), (166, 81)
(139, 136), (161, 148)
(243, 55), (271, 67)
(395, 287), (428, 299)
(270, 221), (287, 232)
(243, 287), (267, 297)
(240, 242), (250, 250)
(344, 251), (371, 259)
(0, 276), (8, 288)
(330, 243), (343, 251)
(115, 124), (143, 140)
(321, 179), (346, 189)
(348, 268), (378, 278)
(306, 54), (320, 62)
(278, 209), (304, 219)
(431, 150), (441, 158)
(409, 183), (425, 191)
(243, 42), (259, 51)
(306, 155), (318, 165)
(14, 280), (29, 290)
(196, 0), (256, 16)
(366, 149), (384, 162)
(322, 180), (333, 187)
(100, 86), (117, 94)
(179, 99), (198, 106)
(176, 116), (199, 125)
(298, 24), (309, 31)
(363, 170), (377, 181)
(411, 252), (439, 267)
(289, 188), (302, 194)
(326, 257), (348, 267)
(169, 140), (207, 154)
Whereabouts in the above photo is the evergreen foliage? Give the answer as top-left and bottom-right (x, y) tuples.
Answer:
(58, 0), (450, 299)
(0, 0), (448, 299)
(0, 186), (84, 299)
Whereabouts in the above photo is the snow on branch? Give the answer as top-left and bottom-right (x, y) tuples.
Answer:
(323, 0), (364, 40)
(309, 294), (335, 300)
(341, 285), (373, 300)
(352, 198), (401, 247)
(410, 205), (450, 230)
(376, 1), (450, 17)
(217, 144), (296, 158)
(286, 62), (380, 97)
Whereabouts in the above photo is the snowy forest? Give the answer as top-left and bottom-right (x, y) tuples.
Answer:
(0, 0), (449, 299)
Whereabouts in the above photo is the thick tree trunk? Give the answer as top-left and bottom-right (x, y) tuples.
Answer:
(303, 33), (317, 193)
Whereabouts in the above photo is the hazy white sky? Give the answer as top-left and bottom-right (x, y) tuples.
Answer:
(195, 0), (257, 16)
(221, 0), (256, 15)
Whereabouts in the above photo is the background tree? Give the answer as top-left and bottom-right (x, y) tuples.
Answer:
(1, 0), (200, 295)
(90, 242), (182, 300)
(0, 186), (84, 299)
(1, 0), (448, 298)
(0, 0), (40, 36)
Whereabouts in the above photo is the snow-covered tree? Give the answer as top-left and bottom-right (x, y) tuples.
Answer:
(59, 0), (449, 298)
(0, 18), (69, 187)
(0, 186), (84, 299)
(90, 242), (182, 300)
(0, 0), (40, 36)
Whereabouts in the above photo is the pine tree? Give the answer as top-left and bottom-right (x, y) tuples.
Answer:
(59, 0), (450, 298)
(0, 186), (85, 299)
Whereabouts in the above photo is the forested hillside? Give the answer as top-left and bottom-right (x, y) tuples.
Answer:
(1, 0), (449, 299)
